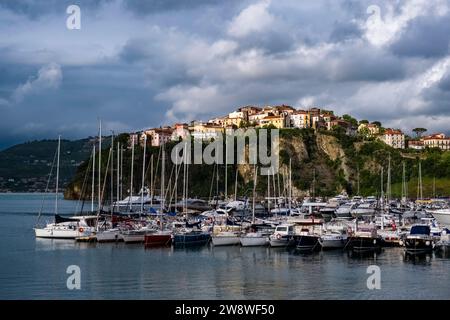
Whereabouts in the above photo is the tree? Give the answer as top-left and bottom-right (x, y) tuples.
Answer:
(413, 128), (427, 138)
(371, 121), (382, 127)
(342, 114), (358, 127)
(359, 119), (369, 124)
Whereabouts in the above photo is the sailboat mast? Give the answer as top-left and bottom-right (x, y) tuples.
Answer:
(252, 165), (257, 224)
(141, 134), (147, 214)
(55, 135), (61, 215)
(289, 159), (292, 212)
(234, 167), (238, 201)
(387, 154), (391, 204)
(225, 147), (227, 200)
(150, 154), (154, 207)
(380, 166), (384, 209)
(129, 135), (135, 211)
(98, 120), (102, 213)
(110, 133), (114, 211)
(117, 142), (120, 206)
(91, 145), (95, 212)
(161, 144), (165, 211)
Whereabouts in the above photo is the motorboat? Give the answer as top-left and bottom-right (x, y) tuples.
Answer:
(335, 202), (358, 218)
(96, 228), (122, 242)
(351, 202), (377, 218)
(347, 225), (382, 253)
(427, 209), (450, 227)
(319, 231), (348, 249)
(269, 224), (295, 247)
(34, 215), (97, 239)
(403, 225), (435, 254)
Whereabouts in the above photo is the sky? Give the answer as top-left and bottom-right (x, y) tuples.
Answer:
(0, 0), (450, 149)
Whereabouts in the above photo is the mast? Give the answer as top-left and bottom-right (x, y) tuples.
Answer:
(120, 146), (123, 200)
(150, 154), (154, 207)
(289, 159), (292, 213)
(117, 142), (120, 207)
(267, 173), (270, 213)
(357, 164), (360, 196)
(161, 143), (165, 211)
(417, 161), (423, 200)
(401, 161), (407, 204)
(386, 154), (391, 204)
(91, 145), (95, 212)
(110, 133), (114, 212)
(234, 166), (238, 201)
(129, 135), (135, 212)
(98, 120), (102, 214)
(55, 135), (61, 215)
(141, 134), (147, 214)
(225, 147), (227, 200)
(252, 165), (257, 224)
(380, 166), (384, 210)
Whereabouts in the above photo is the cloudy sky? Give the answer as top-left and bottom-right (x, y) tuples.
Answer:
(1, 0), (450, 149)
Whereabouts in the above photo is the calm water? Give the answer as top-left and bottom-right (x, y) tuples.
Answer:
(0, 193), (449, 300)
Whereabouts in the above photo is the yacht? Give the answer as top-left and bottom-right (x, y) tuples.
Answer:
(319, 230), (348, 249)
(347, 224), (382, 253)
(34, 214), (97, 239)
(269, 224), (295, 247)
(403, 225), (435, 254)
(335, 202), (358, 218)
(427, 208), (450, 227)
(351, 202), (377, 218)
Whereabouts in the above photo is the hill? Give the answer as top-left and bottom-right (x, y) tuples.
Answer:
(64, 128), (450, 201)
(0, 138), (96, 192)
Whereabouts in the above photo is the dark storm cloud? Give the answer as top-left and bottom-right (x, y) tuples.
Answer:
(329, 21), (363, 43)
(390, 15), (450, 58)
(1, 0), (450, 149)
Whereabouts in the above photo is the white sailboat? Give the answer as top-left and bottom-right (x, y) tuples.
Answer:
(34, 136), (97, 239)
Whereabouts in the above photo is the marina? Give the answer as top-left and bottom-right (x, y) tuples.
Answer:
(2, 193), (450, 300)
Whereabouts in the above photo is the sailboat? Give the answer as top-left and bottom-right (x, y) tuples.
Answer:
(34, 136), (97, 239)
(240, 166), (270, 247)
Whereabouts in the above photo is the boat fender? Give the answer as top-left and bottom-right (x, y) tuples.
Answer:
(276, 233), (281, 240)
(79, 227), (84, 233)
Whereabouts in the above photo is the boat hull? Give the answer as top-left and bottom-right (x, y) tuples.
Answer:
(211, 236), (240, 246)
(429, 210), (450, 227)
(96, 230), (121, 242)
(320, 235), (348, 249)
(240, 236), (268, 247)
(144, 234), (172, 247)
(34, 227), (85, 239)
(347, 236), (382, 253)
(294, 235), (321, 252)
(404, 238), (434, 254)
(173, 233), (210, 247)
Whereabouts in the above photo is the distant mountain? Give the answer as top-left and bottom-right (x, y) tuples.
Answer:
(0, 138), (96, 192)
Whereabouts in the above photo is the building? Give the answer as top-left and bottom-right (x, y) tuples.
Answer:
(408, 140), (424, 150)
(145, 128), (173, 147)
(422, 133), (450, 150)
(191, 122), (224, 140)
(381, 129), (405, 149)
(329, 119), (356, 136)
(358, 123), (380, 136)
(258, 115), (286, 128)
(171, 123), (189, 141)
(290, 110), (310, 129)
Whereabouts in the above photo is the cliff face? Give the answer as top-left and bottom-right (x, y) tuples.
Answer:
(65, 128), (436, 200)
